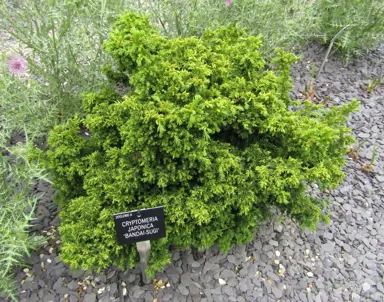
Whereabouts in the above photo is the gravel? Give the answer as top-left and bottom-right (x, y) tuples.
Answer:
(1, 24), (384, 302)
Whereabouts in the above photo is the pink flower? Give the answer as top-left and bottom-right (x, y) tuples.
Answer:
(7, 55), (28, 75)
(226, 0), (232, 6)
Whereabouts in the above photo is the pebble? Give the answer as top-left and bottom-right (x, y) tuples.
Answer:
(362, 282), (371, 292)
(83, 293), (96, 302)
(178, 283), (189, 296)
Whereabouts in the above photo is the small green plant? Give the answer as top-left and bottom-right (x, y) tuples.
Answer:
(366, 78), (383, 93)
(302, 62), (317, 101)
(361, 145), (377, 173)
(43, 13), (359, 275)
(347, 140), (368, 161)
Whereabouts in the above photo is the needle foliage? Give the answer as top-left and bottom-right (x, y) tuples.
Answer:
(43, 13), (359, 274)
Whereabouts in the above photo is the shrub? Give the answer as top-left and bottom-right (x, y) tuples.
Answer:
(0, 142), (46, 300)
(314, 0), (384, 57)
(0, 60), (48, 300)
(44, 13), (359, 274)
(126, 0), (318, 57)
(0, 0), (130, 122)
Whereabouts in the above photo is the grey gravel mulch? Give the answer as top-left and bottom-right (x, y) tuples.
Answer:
(1, 38), (384, 302)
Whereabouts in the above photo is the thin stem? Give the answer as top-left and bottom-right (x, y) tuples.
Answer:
(316, 25), (349, 79)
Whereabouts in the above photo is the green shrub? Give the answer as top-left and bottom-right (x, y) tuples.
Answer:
(0, 142), (47, 300)
(44, 13), (359, 274)
(314, 0), (384, 57)
(0, 61), (48, 300)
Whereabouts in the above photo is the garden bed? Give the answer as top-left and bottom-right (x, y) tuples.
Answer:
(3, 42), (384, 302)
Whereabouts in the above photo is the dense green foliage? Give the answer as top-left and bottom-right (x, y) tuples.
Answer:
(43, 13), (359, 274)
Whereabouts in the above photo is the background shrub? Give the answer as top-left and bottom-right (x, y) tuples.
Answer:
(126, 0), (317, 58)
(0, 60), (48, 300)
(0, 0), (129, 122)
(314, 0), (384, 58)
(44, 13), (359, 274)
(127, 0), (384, 59)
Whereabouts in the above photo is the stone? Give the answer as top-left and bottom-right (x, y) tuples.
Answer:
(321, 242), (335, 253)
(227, 278), (237, 287)
(189, 284), (200, 296)
(227, 255), (236, 264)
(43, 294), (55, 302)
(83, 293), (96, 302)
(163, 293), (173, 301)
(266, 271), (279, 282)
(221, 269), (236, 280)
(191, 261), (201, 268)
(222, 285), (236, 297)
(362, 282), (371, 292)
(370, 292), (383, 301)
(271, 285), (282, 298)
(110, 283), (118, 296)
(143, 291), (153, 302)
(180, 272), (194, 287)
(254, 241), (262, 250)
(212, 294), (224, 302)
(26, 293), (39, 302)
(358, 132), (370, 139)
(351, 293), (361, 301)
(53, 264), (66, 278)
(132, 288), (145, 299)
(347, 256), (357, 266)
(178, 283), (189, 296)
(269, 240), (279, 247)
(239, 283), (247, 292)
(202, 261), (215, 274)
(53, 278), (63, 291)
(274, 223), (283, 233)
(67, 280), (78, 291)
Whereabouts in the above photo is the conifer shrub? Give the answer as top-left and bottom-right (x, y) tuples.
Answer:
(44, 13), (359, 274)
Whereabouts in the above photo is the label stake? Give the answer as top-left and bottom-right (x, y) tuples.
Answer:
(136, 240), (151, 284)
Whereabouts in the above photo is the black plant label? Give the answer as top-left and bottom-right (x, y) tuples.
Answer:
(113, 206), (166, 244)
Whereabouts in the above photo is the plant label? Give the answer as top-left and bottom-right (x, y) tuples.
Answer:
(113, 206), (166, 244)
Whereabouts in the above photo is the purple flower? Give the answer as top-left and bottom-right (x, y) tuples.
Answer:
(7, 55), (28, 75)
(226, 0), (233, 6)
